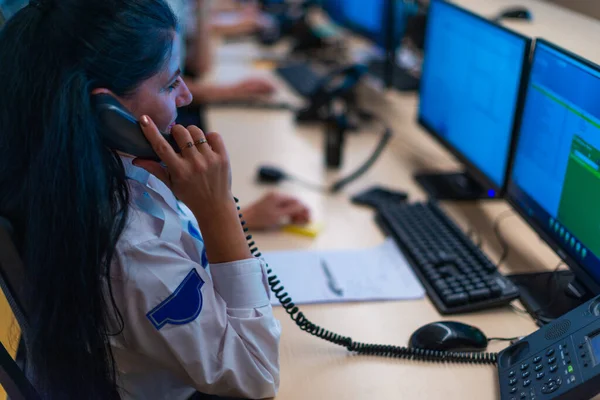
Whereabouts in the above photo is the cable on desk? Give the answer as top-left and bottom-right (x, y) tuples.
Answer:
(256, 117), (393, 194)
(467, 227), (483, 248)
(510, 303), (529, 316)
(493, 210), (516, 267)
(529, 261), (565, 325)
(488, 336), (521, 343)
(235, 197), (498, 366)
(507, 261), (565, 326)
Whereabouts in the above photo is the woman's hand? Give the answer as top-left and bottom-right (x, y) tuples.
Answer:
(133, 116), (251, 263)
(243, 192), (311, 231)
(229, 77), (276, 100)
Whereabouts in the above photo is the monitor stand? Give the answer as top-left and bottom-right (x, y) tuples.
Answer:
(414, 171), (497, 201)
(507, 270), (592, 325)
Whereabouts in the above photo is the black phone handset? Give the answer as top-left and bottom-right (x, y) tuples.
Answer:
(296, 63), (368, 123)
(234, 197), (498, 365)
(93, 93), (180, 161)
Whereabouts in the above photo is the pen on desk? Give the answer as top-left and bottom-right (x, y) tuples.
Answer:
(320, 258), (344, 297)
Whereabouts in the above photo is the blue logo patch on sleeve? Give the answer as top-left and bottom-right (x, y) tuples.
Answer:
(146, 269), (205, 330)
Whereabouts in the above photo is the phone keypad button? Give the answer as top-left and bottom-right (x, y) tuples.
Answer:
(536, 372), (545, 380)
(535, 364), (543, 372)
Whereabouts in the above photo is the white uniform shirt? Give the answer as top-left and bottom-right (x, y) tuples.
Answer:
(110, 156), (281, 400)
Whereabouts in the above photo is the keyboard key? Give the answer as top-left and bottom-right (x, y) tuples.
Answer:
(433, 279), (448, 290)
(489, 284), (503, 296)
(469, 288), (491, 300)
(445, 293), (469, 306)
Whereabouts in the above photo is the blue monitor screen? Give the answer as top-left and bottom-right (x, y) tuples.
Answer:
(509, 41), (600, 288)
(321, 0), (345, 25)
(343, 0), (385, 34)
(322, 0), (388, 48)
(418, 0), (528, 188)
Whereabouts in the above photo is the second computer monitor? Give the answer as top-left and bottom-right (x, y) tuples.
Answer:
(508, 40), (600, 302)
(416, 0), (530, 200)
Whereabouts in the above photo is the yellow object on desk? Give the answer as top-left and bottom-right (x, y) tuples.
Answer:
(282, 222), (323, 238)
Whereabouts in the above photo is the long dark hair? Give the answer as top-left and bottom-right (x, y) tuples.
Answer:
(0, 0), (177, 397)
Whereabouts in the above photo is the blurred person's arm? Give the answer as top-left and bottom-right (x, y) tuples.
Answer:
(185, 0), (213, 79)
(210, 1), (263, 37)
(183, 77), (275, 104)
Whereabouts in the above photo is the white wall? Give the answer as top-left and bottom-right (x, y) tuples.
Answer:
(548, 0), (600, 20)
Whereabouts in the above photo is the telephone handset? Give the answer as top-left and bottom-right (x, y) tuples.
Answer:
(93, 93), (180, 161)
(497, 295), (600, 399)
(296, 63), (368, 122)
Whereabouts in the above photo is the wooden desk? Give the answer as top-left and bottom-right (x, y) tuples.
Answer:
(206, 0), (600, 399)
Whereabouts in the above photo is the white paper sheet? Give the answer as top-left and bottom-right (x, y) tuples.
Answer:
(263, 239), (425, 305)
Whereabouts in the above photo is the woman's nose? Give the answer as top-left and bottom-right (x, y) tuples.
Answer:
(176, 81), (193, 108)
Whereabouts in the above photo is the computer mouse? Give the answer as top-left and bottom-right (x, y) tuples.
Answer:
(409, 321), (488, 352)
(496, 6), (532, 21)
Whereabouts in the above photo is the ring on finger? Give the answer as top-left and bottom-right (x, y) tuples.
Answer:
(194, 138), (208, 146)
(182, 141), (195, 150)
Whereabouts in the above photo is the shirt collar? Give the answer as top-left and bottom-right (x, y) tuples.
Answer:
(120, 155), (150, 186)
(119, 155), (180, 215)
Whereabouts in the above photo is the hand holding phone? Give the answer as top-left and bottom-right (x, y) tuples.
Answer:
(133, 116), (252, 263)
(93, 93), (180, 161)
(132, 117), (232, 214)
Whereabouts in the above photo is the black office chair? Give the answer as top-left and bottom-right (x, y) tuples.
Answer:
(0, 216), (40, 399)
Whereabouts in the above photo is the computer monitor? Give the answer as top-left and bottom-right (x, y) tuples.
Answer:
(416, 0), (530, 200)
(341, 0), (387, 49)
(507, 39), (600, 317)
(320, 0), (412, 89)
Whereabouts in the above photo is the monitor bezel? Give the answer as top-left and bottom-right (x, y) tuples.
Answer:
(417, 0), (532, 196)
(505, 38), (600, 296)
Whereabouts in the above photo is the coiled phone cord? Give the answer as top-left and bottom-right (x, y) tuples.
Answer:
(234, 198), (498, 365)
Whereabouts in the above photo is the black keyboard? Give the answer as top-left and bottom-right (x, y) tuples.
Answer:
(377, 201), (519, 314)
(275, 62), (323, 98)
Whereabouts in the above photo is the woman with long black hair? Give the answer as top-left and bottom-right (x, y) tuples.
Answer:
(0, 0), (280, 398)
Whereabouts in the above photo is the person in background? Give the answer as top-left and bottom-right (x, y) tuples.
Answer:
(171, 0), (312, 231)
(0, 0), (281, 398)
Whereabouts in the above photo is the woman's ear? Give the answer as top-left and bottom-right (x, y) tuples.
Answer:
(91, 88), (114, 96)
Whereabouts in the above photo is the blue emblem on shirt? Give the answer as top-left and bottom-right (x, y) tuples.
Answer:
(146, 269), (205, 330)
(188, 221), (208, 268)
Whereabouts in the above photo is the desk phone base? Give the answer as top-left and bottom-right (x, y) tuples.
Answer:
(498, 294), (600, 399)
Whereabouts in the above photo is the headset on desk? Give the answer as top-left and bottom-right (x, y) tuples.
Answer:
(93, 92), (498, 366)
